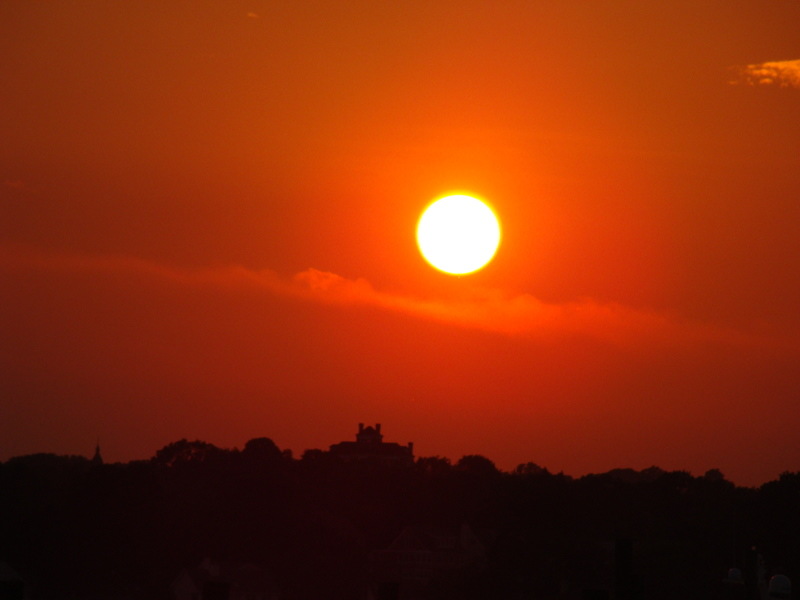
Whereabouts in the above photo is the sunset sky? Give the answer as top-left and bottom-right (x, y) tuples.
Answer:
(2, 1), (800, 486)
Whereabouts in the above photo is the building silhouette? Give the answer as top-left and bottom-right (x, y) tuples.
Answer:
(91, 441), (103, 466)
(0, 562), (25, 600)
(171, 558), (278, 600)
(371, 524), (487, 600)
(329, 424), (414, 466)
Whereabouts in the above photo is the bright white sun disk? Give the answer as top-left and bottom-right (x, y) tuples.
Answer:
(416, 194), (501, 275)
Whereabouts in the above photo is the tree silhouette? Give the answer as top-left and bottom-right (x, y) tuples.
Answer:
(152, 439), (227, 467)
(242, 437), (282, 463)
(455, 454), (499, 476)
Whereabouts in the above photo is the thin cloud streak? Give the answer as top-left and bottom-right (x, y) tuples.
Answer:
(292, 269), (753, 347)
(1, 246), (777, 349)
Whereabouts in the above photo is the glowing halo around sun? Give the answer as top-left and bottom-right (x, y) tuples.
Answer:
(416, 194), (501, 275)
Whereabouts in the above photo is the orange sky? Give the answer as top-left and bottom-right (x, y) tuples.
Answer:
(2, 1), (800, 486)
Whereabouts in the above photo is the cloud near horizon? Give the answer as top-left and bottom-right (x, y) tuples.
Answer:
(731, 59), (800, 88)
(291, 269), (761, 347)
(1, 246), (770, 349)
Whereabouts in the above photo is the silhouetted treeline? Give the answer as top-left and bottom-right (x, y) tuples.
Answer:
(0, 439), (798, 600)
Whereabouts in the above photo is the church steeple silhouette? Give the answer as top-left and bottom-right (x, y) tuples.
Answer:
(91, 440), (103, 466)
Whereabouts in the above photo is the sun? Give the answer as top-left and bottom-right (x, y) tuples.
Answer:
(416, 194), (501, 275)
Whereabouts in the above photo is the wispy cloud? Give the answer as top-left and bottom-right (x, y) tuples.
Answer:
(731, 59), (800, 88)
(0, 246), (770, 349)
(3, 180), (27, 191)
(1, 179), (40, 196)
(291, 269), (751, 347)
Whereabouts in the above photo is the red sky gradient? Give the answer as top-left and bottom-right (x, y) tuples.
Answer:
(2, 1), (800, 486)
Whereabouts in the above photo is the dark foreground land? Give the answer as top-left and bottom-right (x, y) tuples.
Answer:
(1, 439), (797, 600)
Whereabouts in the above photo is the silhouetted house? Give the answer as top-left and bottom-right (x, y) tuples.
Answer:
(370, 525), (486, 600)
(560, 539), (642, 600)
(329, 424), (414, 466)
(0, 562), (25, 600)
(716, 568), (747, 600)
(171, 559), (278, 600)
(559, 540), (615, 600)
